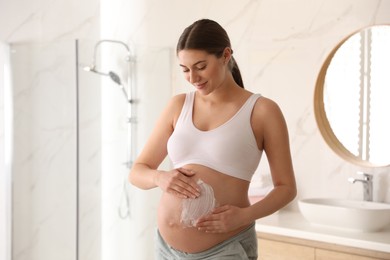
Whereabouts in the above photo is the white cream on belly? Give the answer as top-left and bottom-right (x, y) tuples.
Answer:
(180, 179), (217, 227)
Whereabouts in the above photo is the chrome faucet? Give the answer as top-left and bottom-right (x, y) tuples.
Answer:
(348, 172), (373, 201)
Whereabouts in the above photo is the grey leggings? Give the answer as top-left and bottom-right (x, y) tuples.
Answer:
(155, 223), (258, 260)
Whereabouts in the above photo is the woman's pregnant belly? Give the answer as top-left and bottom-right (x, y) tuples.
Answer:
(157, 164), (251, 253)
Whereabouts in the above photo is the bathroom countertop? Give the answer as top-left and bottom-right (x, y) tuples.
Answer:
(255, 210), (390, 253)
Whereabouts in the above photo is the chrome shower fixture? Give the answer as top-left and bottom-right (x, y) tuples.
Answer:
(83, 39), (134, 102)
(108, 71), (121, 85)
(84, 39), (132, 71)
(83, 39), (136, 220)
(108, 71), (130, 102)
(83, 65), (108, 76)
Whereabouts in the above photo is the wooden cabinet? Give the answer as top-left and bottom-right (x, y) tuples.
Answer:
(258, 237), (314, 260)
(316, 249), (381, 260)
(257, 233), (390, 260)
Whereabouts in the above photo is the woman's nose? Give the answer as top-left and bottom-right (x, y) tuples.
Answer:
(189, 71), (199, 84)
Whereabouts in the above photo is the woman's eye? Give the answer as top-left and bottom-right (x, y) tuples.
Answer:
(181, 65), (206, 73)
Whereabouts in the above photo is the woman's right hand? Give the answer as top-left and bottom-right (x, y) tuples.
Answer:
(154, 168), (201, 199)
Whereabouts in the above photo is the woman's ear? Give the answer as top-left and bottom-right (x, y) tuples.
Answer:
(223, 47), (232, 64)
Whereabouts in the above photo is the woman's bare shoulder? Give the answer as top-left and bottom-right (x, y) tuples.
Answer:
(170, 93), (186, 106)
(253, 96), (283, 117)
(166, 93), (186, 114)
(251, 96), (287, 133)
(251, 96), (289, 150)
(164, 93), (187, 126)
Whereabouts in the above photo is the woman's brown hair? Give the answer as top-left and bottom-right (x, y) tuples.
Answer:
(176, 19), (244, 88)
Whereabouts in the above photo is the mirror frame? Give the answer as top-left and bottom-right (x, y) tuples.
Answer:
(314, 25), (390, 168)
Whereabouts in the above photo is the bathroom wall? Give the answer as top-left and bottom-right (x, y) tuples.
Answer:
(1, 0), (390, 260)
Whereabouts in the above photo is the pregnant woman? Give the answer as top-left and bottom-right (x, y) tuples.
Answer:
(129, 19), (296, 260)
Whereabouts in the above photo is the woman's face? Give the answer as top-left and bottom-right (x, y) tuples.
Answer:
(178, 49), (229, 95)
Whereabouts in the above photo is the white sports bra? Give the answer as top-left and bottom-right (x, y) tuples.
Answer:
(167, 91), (262, 181)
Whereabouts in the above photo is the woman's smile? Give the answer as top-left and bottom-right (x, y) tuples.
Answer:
(194, 81), (208, 89)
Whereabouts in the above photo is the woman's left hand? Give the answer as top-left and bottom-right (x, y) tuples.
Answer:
(195, 205), (249, 233)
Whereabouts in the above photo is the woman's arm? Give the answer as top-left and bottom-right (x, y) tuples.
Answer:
(129, 94), (200, 198)
(246, 97), (297, 219)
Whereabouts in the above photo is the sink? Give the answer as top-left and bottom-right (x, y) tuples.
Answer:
(298, 198), (390, 232)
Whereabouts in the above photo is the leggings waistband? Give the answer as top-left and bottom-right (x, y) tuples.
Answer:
(156, 223), (257, 259)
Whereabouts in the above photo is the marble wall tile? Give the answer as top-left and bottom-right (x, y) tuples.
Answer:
(10, 41), (77, 260)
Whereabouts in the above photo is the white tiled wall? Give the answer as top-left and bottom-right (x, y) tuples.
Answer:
(1, 0), (390, 260)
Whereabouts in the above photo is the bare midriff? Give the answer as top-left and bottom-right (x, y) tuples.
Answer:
(157, 164), (251, 253)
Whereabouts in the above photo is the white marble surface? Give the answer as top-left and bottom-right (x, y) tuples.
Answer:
(256, 210), (390, 253)
(10, 41), (77, 260)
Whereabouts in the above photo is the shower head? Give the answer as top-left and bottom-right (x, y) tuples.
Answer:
(83, 39), (133, 103)
(84, 66), (127, 95)
(84, 66), (123, 88)
(108, 71), (130, 102)
(108, 71), (122, 85)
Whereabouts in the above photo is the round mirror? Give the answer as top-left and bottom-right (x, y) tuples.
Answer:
(314, 25), (390, 167)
